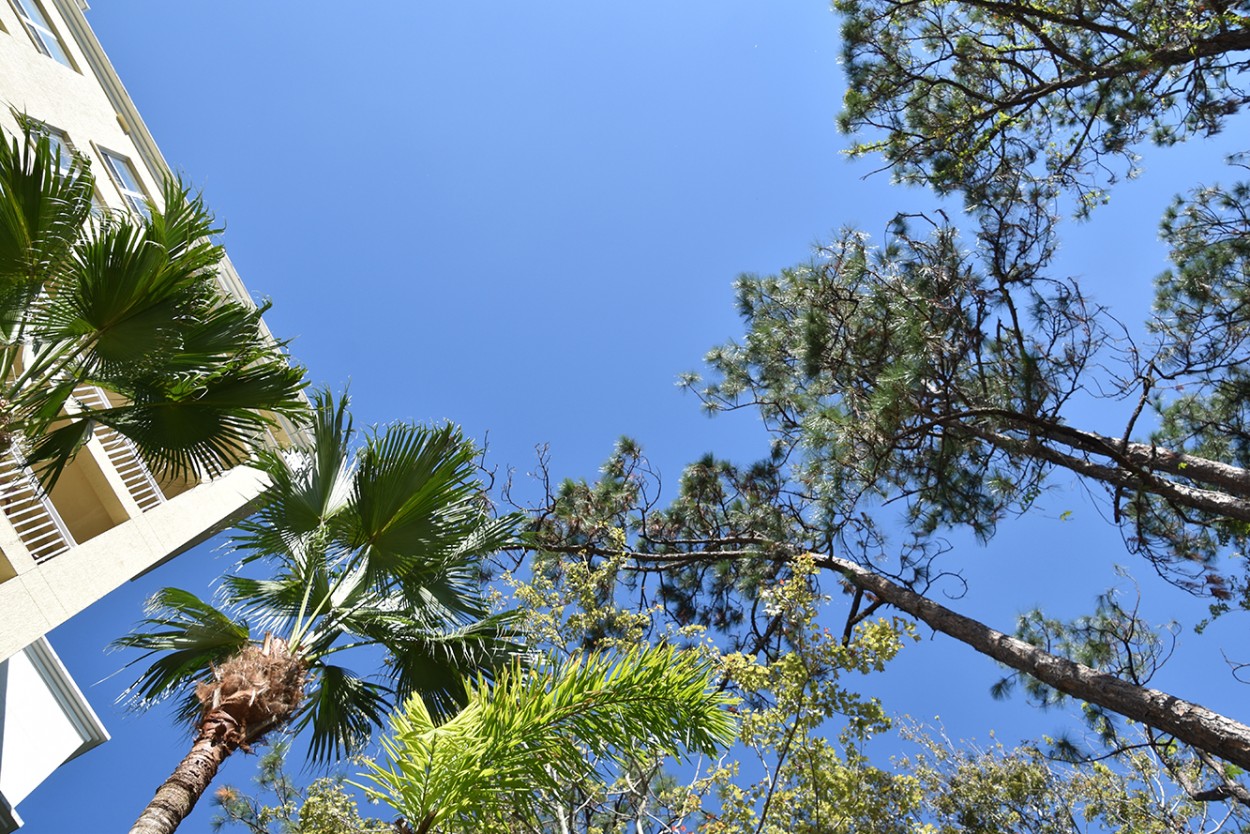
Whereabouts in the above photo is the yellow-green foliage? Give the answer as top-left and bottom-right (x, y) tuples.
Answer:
(360, 645), (736, 833)
(218, 547), (1250, 834)
(696, 555), (919, 834)
(497, 530), (659, 653)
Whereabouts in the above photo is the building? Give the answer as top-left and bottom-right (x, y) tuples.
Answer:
(0, 2), (295, 828)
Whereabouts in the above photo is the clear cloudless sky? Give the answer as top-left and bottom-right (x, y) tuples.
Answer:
(16, 2), (1250, 832)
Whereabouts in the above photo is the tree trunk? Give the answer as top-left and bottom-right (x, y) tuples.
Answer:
(129, 636), (306, 834)
(818, 552), (1250, 770)
(129, 713), (238, 834)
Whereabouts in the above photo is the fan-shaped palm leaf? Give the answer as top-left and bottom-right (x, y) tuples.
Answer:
(331, 604), (525, 721)
(37, 218), (193, 367)
(220, 568), (330, 634)
(76, 361), (306, 479)
(119, 393), (527, 834)
(0, 118), (306, 489)
(233, 390), (356, 564)
(0, 121), (91, 332)
(113, 588), (251, 719)
(347, 421), (489, 589)
(293, 664), (393, 768)
(141, 176), (220, 263)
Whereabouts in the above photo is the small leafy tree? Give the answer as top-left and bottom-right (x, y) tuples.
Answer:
(362, 645), (736, 833)
(214, 546), (1250, 832)
(210, 743), (392, 834)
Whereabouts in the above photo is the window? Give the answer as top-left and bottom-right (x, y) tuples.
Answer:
(30, 124), (103, 214)
(38, 126), (74, 176)
(11, 0), (73, 68)
(99, 149), (151, 219)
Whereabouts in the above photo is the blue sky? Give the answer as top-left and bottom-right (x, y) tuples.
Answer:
(17, 2), (1250, 831)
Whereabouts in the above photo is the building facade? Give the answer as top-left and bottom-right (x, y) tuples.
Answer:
(0, 2), (292, 828)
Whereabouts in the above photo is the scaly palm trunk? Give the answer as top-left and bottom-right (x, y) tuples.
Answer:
(131, 635), (307, 834)
(129, 710), (241, 834)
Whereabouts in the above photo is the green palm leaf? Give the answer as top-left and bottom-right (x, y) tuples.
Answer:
(119, 393), (534, 832)
(0, 127), (307, 491)
(348, 422), (484, 585)
(158, 300), (282, 372)
(221, 568), (330, 633)
(294, 664), (393, 767)
(337, 607), (526, 721)
(362, 645), (736, 832)
(89, 361), (306, 478)
(113, 588), (251, 713)
(389, 555), (494, 623)
(37, 217), (189, 369)
(141, 177), (221, 263)
(235, 390), (356, 565)
(444, 512), (520, 564)
(0, 120), (92, 331)
(20, 416), (96, 488)
(390, 515), (522, 621)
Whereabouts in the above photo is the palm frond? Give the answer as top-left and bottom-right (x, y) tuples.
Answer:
(138, 300), (279, 375)
(220, 567), (330, 634)
(446, 511), (522, 565)
(90, 360), (307, 478)
(0, 118), (92, 331)
(116, 392), (527, 779)
(293, 664), (392, 767)
(387, 514), (521, 621)
(331, 607), (527, 722)
(21, 415), (95, 488)
(6, 158), (306, 488)
(362, 645), (736, 831)
(36, 216), (187, 371)
(235, 390), (355, 566)
(113, 588), (251, 712)
(142, 177), (222, 263)
(346, 422), (485, 586)
(389, 555), (494, 624)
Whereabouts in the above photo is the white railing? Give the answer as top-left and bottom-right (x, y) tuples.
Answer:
(72, 385), (166, 511)
(0, 449), (75, 563)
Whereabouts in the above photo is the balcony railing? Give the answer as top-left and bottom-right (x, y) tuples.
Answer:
(0, 385), (171, 568)
(72, 385), (165, 511)
(0, 449), (74, 563)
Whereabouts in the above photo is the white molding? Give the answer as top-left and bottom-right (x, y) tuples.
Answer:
(22, 638), (108, 761)
(46, 0), (169, 189)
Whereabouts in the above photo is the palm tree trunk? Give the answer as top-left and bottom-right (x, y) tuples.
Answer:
(129, 712), (238, 834)
(817, 552), (1250, 770)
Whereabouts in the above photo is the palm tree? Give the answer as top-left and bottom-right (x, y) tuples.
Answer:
(0, 117), (306, 486)
(362, 644), (736, 833)
(117, 393), (525, 834)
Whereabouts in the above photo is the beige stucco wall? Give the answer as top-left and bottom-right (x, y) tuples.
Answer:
(0, 1), (164, 216)
(0, 0), (300, 665)
(0, 465), (269, 662)
(0, 6), (303, 827)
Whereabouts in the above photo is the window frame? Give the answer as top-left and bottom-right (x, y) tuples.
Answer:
(95, 146), (152, 219)
(9, 0), (75, 70)
(32, 123), (104, 214)
(33, 123), (76, 177)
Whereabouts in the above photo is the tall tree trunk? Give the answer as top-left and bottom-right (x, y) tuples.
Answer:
(130, 637), (306, 834)
(129, 712), (238, 834)
(817, 552), (1250, 770)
